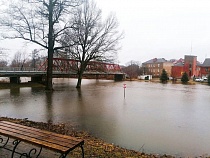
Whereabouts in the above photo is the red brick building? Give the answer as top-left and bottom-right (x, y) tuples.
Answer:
(197, 58), (210, 78)
(171, 55), (197, 79)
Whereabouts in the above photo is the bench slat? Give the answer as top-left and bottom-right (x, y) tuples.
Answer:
(0, 121), (81, 142)
(0, 122), (81, 149)
(0, 128), (69, 153)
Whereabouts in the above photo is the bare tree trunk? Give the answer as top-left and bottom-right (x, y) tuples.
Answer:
(76, 72), (83, 88)
(46, 0), (54, 91)
(76, 62), (86, 88)
(46, 50), (53, 90)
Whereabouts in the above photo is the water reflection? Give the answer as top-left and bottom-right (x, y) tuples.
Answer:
(45, 91), (53, 123)
(10, 88), (20, 97)
(1, 79), (210, 156)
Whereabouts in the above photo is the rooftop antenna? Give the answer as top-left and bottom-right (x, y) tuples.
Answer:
(190, 41), (192, 55)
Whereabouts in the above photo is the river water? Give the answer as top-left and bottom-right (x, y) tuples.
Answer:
(1, 78), (210, 157)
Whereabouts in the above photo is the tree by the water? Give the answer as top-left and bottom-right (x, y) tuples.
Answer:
(60, 0), (123, 88)
(0, 0), (81, 90)
(122, 60), (141, 80)
(181, 72), (189, 84)
(160, 69), (168, 83)
(0, 49), (8, 67)
(208, 74), (210, 85)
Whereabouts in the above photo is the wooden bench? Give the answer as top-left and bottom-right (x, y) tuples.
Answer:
(0, 121), (84, 158)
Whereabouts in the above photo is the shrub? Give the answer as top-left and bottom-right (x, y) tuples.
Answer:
(181, 72), (189, 84)
(160, 69), (168, 83)
(208, 74), (210, 85)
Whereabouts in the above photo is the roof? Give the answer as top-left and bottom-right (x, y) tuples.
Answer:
(143, 58), (168, 64)
(173, 62), (184, 67)
(202, 58), (210, 67)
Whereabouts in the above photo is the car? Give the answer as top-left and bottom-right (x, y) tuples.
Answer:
(195, 78), (201, 82)
(203, 77), (208, 82)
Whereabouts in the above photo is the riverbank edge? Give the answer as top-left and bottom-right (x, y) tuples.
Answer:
(0, 117), (176, 158)
(0, 82), (45, 89)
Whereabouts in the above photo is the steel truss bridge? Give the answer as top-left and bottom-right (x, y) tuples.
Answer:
(0, 58), (124, 83)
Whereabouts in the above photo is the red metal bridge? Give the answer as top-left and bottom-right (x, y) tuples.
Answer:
(38, 58), (122, 73)
(0, 58), (124, 83)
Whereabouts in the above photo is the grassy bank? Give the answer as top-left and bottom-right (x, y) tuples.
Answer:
(0, 117), (175, 158)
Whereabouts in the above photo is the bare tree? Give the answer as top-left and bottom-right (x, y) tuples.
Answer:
(61, 0), (123, 88)
(10, 51), (29, 68)
(0, 49), (8, 67)
(122, 60), (141, 80)
(0, 60), (7, 67)
(0, 0), (81, 90)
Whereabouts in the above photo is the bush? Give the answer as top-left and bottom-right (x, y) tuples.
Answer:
(208, 74), (210, 85)
(181, 72), (189, 84)
(160, 69), (168, 83)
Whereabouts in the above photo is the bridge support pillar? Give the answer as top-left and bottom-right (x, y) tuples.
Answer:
(114, 74), (124, 81)
(96, 74), (99, 80)
(10, 77), (21, 83)
(31, 75), (44, 83)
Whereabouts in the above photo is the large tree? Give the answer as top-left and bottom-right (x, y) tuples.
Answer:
(0, 0), (81, 90)
(61, 0), (123, 88)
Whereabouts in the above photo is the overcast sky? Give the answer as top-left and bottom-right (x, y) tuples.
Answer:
(97, 0), (210, 64)
(1, 0), (210, 65)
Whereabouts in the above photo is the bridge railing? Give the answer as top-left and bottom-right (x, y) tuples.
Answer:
(38, 58), (122, 73)
(0, 67), (40, 72)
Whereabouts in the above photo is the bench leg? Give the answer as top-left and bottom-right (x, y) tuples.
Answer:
(0, 136), (10, 148)
(9, 139), (42, 158)
(11, 139), (21, 158)
(20, 146), (42, 158)
(80, 144), (84, 158)
(59, 145), (84, 158)
(31, 146), (42, 158)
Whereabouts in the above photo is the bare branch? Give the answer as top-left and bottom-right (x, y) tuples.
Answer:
(0, 0), (82, 90)
(60, 0), (123, 88)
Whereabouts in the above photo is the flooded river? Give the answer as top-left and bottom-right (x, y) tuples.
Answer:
(1, 78), (210, 157)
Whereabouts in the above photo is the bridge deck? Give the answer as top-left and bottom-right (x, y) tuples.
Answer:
(0, 69), (123, 78)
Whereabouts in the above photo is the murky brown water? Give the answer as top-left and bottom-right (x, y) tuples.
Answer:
(1, 78), (210, 157)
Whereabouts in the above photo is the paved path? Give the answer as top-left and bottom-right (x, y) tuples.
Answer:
(0, 136), (63, 158)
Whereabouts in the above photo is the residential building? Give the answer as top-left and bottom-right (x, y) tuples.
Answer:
(142, 58), (173, 77)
